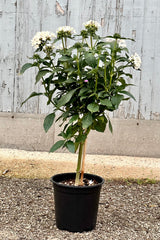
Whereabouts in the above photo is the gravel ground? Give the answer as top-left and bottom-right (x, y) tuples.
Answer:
(0, 177), (160, 240)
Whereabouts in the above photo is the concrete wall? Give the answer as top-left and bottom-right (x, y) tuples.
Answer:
(1, 112), (160, 157)
(0, 0), (160, 156)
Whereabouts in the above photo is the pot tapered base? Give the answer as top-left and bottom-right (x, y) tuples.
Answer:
(51, 173), (104, 232)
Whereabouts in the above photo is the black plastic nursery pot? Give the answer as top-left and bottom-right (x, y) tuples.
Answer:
(51, 172), (104, 232)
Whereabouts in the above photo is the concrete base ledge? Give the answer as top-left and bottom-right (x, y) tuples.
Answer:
(0, 112), (160, 157)
(0, 148), (159, 180)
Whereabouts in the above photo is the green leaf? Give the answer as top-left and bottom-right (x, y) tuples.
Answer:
(20, 63), (33, 74)
(65, 123), (79, 139)
(65, 125), (74, 139)
(65, 78), (76, 84)
(88, 92), (97, 98)
(75, 134), (87, 143)
(97, 115), (108, 123)
(65, 140), (75, 153)
(50, 140), (65, 152)
(93, 115), (107, 132)
(109, 120), (113, 133)
(87, 103), (99, 113)
(43, 113), (55, 133)
(94, 120), (106, 132)
(100, 99), (112, 107)
(58, 131), (67, 139)
(125, 73), (133, 78)
(59, 56), (72, 62)
(80, 96), (87, 101)
(78, 88), (88, 96)
(85, 53), (97, 68)
(120, 90), (136, 101)
(69, 115), (79, 124)
(98, 91), (109, 98)
(57, 89), (77, 108)
(36, 70), (50, 83)
(111, 94), (124, 107)
(56, 111), (70, 123)
(21, 92), (43, 106)
(82, 113), (93, 129)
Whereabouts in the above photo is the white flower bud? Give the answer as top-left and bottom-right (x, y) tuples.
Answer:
(83, 20), (100, 28)
(56, 26), (76, 34)
(117, 39), (127, 48)
(106, 38), (115, 43)
(129, 53), (141, 70)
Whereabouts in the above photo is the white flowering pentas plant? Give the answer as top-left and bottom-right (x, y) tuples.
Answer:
(21, 20), (141, 186)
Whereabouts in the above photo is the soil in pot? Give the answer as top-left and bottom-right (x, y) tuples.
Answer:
(59, 177), (98, 186)
(51, 172), (104, 232)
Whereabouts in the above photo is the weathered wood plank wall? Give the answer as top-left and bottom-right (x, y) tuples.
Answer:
(0, 0), (160, 120)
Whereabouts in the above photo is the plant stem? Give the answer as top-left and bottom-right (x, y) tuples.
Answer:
(109, 42), (116, 89)
(62, 38), (65, 50)
(75, 142), (84, 186)
(62, 37), (68, 69)
(76, 49), (81, 83)
(104, 61), (108, 91)
(90, 35), (93, 48)
(95, 73), (98, 92)
(95, 57), (100, 92)
(80, 139), (87, 185)
(64, 37), (67, 48)
(85, 39), (89, 47)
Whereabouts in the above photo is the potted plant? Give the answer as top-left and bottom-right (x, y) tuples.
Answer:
(21, 20), (141, 232)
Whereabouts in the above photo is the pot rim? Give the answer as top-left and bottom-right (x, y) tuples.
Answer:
(50, 172), (104, 189)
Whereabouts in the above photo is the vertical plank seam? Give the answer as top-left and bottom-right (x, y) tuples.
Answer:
(66, 0), (69, 25)
(12, 0), (17, 113)
(150, 0), (158, 120)
(106, 0), (112, 33)
(138, 0), (146, 119)
(37, 0), (43, 114)
(92, 0), (96, 19)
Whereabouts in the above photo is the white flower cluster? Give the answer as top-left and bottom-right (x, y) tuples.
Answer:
(31, 31), (56, 49)
(106, 37), (114, 43)
(56, 26), (76, 34)
(129, 53), (141, 70)
(117, 39), (126, 48)
(83, 20), (100, 28)
(106, 38), (126, 48)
